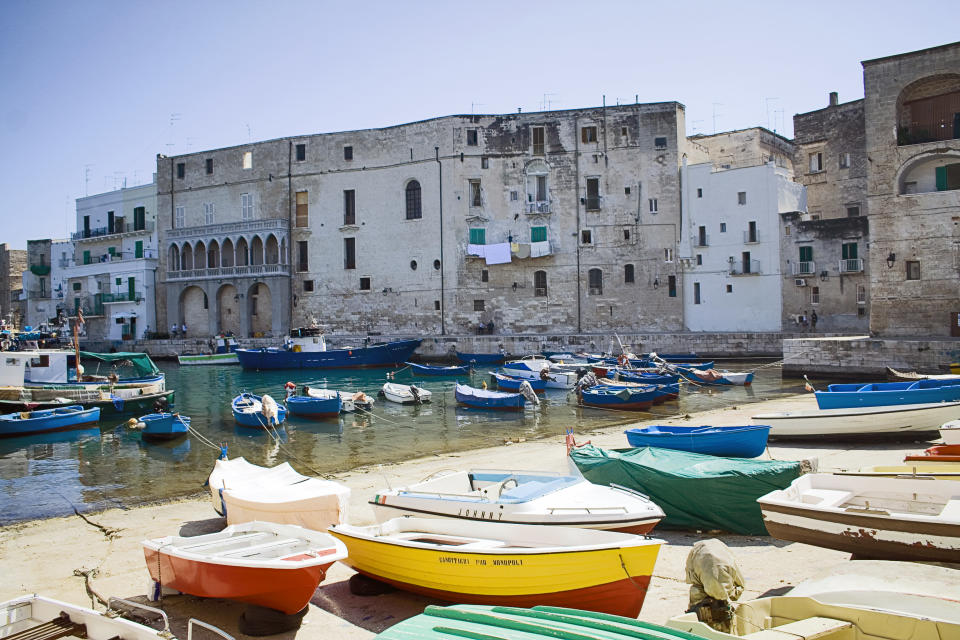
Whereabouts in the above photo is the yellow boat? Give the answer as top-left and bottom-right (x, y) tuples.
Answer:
(328, 516), (662, 618)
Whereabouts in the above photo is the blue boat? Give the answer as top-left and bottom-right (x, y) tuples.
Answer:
(404, 362), (470, 376)
(815, 378), (960, 409)
(454, 383), (525, 411)
(578, 386), (658, 411)
(285, 393), (342, 418)
(624, 425), (770, 457)
(491, 371), (546, 394)
(455, 351), (506, 365)
(608, 369), (680, 385)
(138, 412), (190, 440)
(674, 366), (754, 386)
(0, 405), (100, 437)
(231, 393), (286, 427)
(235, 326), (421, 370)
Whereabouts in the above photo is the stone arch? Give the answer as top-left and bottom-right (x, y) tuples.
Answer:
(182, 243), (194, 270)
(195, 240), (207, 268)
(525, 158), (550, 205)
(251, 236), (264, 266)
(207, 239), (220, 269)
(265, 234), (279, 264)
(896, 150), (960, 194)
(168, 245), (180, 272)
(247, 281), (272, 336)
(216, 283), (240, 335)
(221, 238), (235, 268)
(896, 73), (960, 145)
(235, 237), (249, 266)
(178, 285), (208, 336)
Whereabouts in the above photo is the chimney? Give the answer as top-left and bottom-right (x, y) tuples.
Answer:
(829, 92), (838, 107)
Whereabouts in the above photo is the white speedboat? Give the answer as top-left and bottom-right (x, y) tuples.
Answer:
(502, 357), (578, 389)
(751, 401), (960, 439)
(381, 382), (432, 404)
(370, 469), (664, 533)
(208, 456), (350, 530)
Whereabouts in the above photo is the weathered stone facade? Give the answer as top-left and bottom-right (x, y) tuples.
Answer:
(0, 243), (27, 327)
(689, 128), (795, 174)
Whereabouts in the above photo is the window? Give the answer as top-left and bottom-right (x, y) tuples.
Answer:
(344, 238), (356, 269)
(135, 240), (143, 259)
(176, 162), (185, 179)
(785, 225), (792, 236)
(741, 251), (752, 273)
(534, 270), (547, 297)
(344, 146), (353, 161)
(935, 164), (960, 191)
(241, 193), (253, 220)
(654, 136), (667, 150)
(133, 206), (145, 230)
(696, 254), (702, 265)
(720, 222), (727, 233)
(481, 269), (488, 282)
(664, 248), (674, 262)
(535, 175), (547, 202)
(846, 205), (860, 217)
(799, 246), (813, 262)
(481, 157), (489, 169)
(360, 277), (370, 290)
(474, 299), (485, 311)
(624, 186), (631, 195)
(623, 228), (630, 240)
(809, 152), (823, 173)
(434, 300), (441, 310)
(434, 259), (441, 270)
(857, 284), (866, 304)
(510, 190), (518, 201)
(203, 203), (215, 225)
(532, 126), (544, 155)
(295, 144), (306, 161)
(242, 151), (252, 169)
(581, 229), (592, 244)
(466, 129), (478, 146)
(303, 280), (314, 292)
(469, 180), (482, 207)
(581, 126), (598, 143)
(737, 191), (747, 205)
(202, 292), (208, 309)
(747, 220), (757, 243)
(906, 260), (920, 280)
(410, 260), (417, 270)
(405, 180), (422, 219)
(649, 198), (658, 213)
(697, 225), (707, 246)
(726, 284), (733, 293)
(624, 264), (635, 283)
(530, 226), (547, 243)
(297, 241), (308, 272)
(839, 152), (850, 169)
(469, 228), (486, 245)
(697, 188), (702, 198)
(588, 268), (602, 295)
(841, 242), (858, 260)
(668, 275), (676, 297)
(343, 189), (356, 225)
(295, 191), (308, 227)
(693, 282), (701, 304)
(811, 286), (820, 305)
(73, 281), (82, 291)
(174, 206), (184, 228)
(205, 158), (214, 174)
(585, 177), (600, 210)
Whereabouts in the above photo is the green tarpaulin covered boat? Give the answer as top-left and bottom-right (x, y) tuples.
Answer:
(570, 444), (802, 535)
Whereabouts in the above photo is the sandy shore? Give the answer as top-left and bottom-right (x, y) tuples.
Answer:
(0, 392), (939, 639)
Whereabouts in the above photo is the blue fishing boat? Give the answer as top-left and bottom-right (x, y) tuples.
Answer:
(815, 378), (960, 410)
(624, 425), (770, 457)
(454, 383), (525, 411)
(232, 393), (286, 427)
(0, 405), (100, 437)
(285, 393), (342, 418)
(608, 369), (681, 385)
(578, 386), (658, 411)
(235, 326), (421, 370)
(404, 362), (470, 376)
(138, 413), (190, 440)
(455, 352), (506, 365)
(674, 366), (754, 386)
(598, 382), (680, 404)
(491, 371), (546, 394)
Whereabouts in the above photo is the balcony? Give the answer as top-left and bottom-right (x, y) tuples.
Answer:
(730, 260), (761, 276)
(693, 233), (709, 248)
(527, 201), (551, 214)
(166, 218), (287, 240)
(101, 292), (143, 304)
(792, 261), (816, 276)
(72, 221), (155, 242)
(839, 258), (864, 273)
(583, 196), (603, 211)
(29, 264), (51, 276)
(166, 263), (290, 281)
(743, 230), (760, 244)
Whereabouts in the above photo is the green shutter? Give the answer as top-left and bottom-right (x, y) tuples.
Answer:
(115, 277), (122, 286)
(531, 226), (547, 243)
(936, 166), (948, 191)
(108, 246), (116, 256)
(799, 246), (812, 262)
(128, 277), (136, 300)
(469, 228), (486, 245)
(842, 243), (858, 260)
(135, 240), (143, 259)
(83, 250), (91, 265)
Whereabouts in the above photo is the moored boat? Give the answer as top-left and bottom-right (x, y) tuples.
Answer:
(285, 393), (341, 418)
(578, 385), (658, 411)
(142, 521), (348, 614)
(624, 425), (770, 458)
(235, 325), (420, 370)
(137, 412), (190, 440)
(886, 366), (960, 382)
(404, 362), (470, 376)
(491, 371), (546, 393)
(757, 473), (960, 562)
(904, 444), (960, 462)
(502, 357), (578, 389)
(178, 335), (240, 366)
(381, 382), (431, 404)
(751, 401), (960, 439)
(456, 351), (506, 365)
(455, 383), (525, 411)
(369, 468), (664, 533)
(0, 405), (99, 437)
(328, 516), (663, 618)
(232, 393), (286, 427)
(304, 386), (373, 413)
(815, 378), (960, 410)
(673, 365), (754, 386)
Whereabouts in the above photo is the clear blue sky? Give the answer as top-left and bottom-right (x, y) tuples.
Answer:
(0, 0), (955, 249)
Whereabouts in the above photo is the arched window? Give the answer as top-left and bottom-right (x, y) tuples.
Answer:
(624, 264), (635, 283)
(405, 180), (422, 220)
(588, 268), (602, 295)
(533, 270), (547, 297)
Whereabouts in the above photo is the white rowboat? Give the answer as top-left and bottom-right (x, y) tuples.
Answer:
(751, 401), (960, 438)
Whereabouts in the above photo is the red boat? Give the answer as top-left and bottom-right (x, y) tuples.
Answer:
(904, 444), (960, 462)
(142, 521), (347, 614)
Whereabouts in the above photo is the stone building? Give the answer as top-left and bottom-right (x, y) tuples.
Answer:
(689, 127), (796, 174)
(22, 238), (72, 328)
(157, 103), (699, 337)
(0, 243), (26, 328)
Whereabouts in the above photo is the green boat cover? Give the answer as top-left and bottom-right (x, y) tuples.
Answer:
(375, 604), (709, 639)
(78, 351), (160, 377)
(570, 444), (802, 535)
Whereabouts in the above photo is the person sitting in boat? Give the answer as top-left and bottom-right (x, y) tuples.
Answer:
(285, 381), (297, 400)
(539, 366), (551, 381)
(153, 396), (169, 413)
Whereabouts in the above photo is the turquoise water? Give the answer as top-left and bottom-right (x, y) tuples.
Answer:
(0, 360), (806, 524)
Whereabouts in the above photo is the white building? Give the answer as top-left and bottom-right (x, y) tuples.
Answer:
(680, 161), (806, 331)
(65, 180), (159, 341)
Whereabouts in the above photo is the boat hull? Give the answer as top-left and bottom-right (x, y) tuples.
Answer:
(492, 373), (546, 393)
(285, 395), (341, 418)
(177, 353), (239, 366)
(0, 406), (100, 437)
(406, 362), (469, 376)
(455, 384), (524, 411)
(753, 401), (960, 439)
(625, 425), (770, 458)
(456, 352), (505, 365)
(816, 380), (960, 410)
(139, 413), (189, 440)
(236, 339), (421, 370)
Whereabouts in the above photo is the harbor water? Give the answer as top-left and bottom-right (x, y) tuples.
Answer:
(0, 359), (809, 524)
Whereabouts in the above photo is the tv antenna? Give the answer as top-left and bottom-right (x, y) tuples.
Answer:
(540, 93), (557, 111)
(83, 164), (93, 196)
(764, 98), (779, 131)
(712, 103), (723, 134)
(471, 102), (485, 114)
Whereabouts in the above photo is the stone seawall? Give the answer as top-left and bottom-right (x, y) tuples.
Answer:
(784, 335), (960, 378)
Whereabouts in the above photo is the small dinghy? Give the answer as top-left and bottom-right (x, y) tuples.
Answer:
(404, 362), (469, 376)
(285, 393), (341, 418)
(624, 425), (770, 457)
(208, 455), (350, 530)
(381, 382), (431, 404)
(578, 385), (658, 411)
(329, 517), (663, 617)
(674, 365), (754, 386)
(232, 392), (286, 427)
(752, 401), (960, 439)
(143, 521), (347, 614)
(0, 405), (100, 437)
(137, 412), (190, 440)
(905, 444), (960, 462)
(454, 383), (525, 411)
(370, 468), (664, 533)
(815, 379), (960, 410)
(492, 371), (546, 393)
(304, 386), (373, 413)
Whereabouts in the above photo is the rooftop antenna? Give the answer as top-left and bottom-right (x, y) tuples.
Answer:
(471, 102), (485, 114)
(168, 112), (182, 152)
(83, 164), (92, 196)
(245, 123), (251, 141)
(764, 98), (779, 131)
(712, 103), (722, 134)
(540, 93), (557, 111)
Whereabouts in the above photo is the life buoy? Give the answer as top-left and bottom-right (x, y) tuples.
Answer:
(348, 350), (353, 356)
